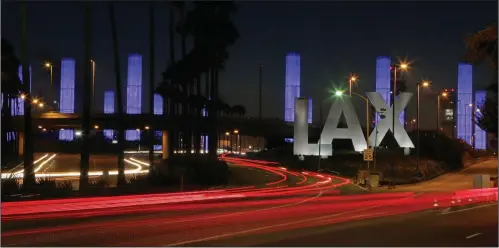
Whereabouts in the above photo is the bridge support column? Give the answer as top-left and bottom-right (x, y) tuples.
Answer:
(162, 130), (169, 160)
(18, 132), (24, 157)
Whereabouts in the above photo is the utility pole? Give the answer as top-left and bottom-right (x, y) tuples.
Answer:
(317, 101), (323, 171)
(258, 64), (263, 119)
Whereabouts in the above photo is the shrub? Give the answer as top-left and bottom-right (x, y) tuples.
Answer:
(1, 174), (21, 196)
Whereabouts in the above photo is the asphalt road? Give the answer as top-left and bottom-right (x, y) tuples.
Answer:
(209, 203), (498, 247)
(1, 157), (496, 247)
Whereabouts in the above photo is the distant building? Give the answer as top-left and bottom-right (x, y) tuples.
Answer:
(125, 54), (143, 141)
(284, 53), (300, 123)
(59, 58), (76, 141)
(457, 63), (473, 146)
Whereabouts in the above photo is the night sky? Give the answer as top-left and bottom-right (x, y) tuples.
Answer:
(2, 1), (497, 129)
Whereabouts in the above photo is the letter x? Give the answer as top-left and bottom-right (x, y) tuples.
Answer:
(367, 92), (415, 148)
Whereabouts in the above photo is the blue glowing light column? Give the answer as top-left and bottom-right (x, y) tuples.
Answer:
(375, 56), (391, 125)
(457, 63), (473, 145)
(285, 53), (300, 122)
(154, 93), (163, 115)
(13, 65), (32, 116)
(474, 90), (486, 150)
(153, 93), (163, 148)
(103, 91), (115, 139)
(59, 58), (76, 141)
(125, 54), (143, 141)
(308, 98), (312, 124)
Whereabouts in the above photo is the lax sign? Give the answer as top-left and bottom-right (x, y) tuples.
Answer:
(293, 92), (414, 156)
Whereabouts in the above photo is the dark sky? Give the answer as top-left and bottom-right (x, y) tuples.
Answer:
(2, 1), (497, 129)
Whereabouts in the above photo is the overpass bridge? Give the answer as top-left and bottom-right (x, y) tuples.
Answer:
(11, 113), (303, 138)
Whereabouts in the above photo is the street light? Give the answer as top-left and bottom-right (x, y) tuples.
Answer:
(44, 62), (53, 110)
(349, 75), (357, 96)
(94, 125), (99, 129)
(437, 91), (448, 132)
(391, 63), (409, 139)
(90, 60), (96, 111)
(38, 102), (44, 108)
(416, 80), (430, 173)
(32, 98), (39, 104)
(20, 93), (26, 100)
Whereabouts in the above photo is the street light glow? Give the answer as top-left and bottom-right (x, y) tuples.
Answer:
(441, 92), (448, 97)
(350, 76), (357, 82)
(225, 132), (230, 136)
(422, 81), (430, 87)
(94, 125), (100, 129)
(400, 63), (409, 70)
(335, 90), (343, 96)
(38, 103), (44, 108)
(20, 94), (26, 100)
(234, 129), (239, 134)
(32, 99), (39, 104)
(44, 62), (52, 68)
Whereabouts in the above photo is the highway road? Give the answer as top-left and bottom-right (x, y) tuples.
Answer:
(2, 156), (497, 247)
(208, 202), (498, 247)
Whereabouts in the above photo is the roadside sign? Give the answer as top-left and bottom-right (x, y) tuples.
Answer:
(363, 148), (373, 161)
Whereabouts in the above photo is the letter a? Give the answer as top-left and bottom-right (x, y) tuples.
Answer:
(320, 96), (367, 152)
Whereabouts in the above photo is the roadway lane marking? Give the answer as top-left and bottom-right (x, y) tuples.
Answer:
(440, 207), (451, 214)
(439, 203), (498, 215)
(466, 233), (482, 239)
(163, 193), (421, 247)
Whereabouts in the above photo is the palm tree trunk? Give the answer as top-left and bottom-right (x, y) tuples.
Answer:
(148, 3), (156, 174)
(109, 3), (126, 186)
(79, 3), (92, 190)
(194, 76), (202, 154)
(20, 2), (35, 189)
(208, 67), (218, 158)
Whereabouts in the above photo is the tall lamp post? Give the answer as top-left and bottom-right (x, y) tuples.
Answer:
(416, 80), (430, 172)
(437, 92), (448, 132)
(90, 60), (96, 111)
(44, 62), (53, 110)
(391, 63), (409, 139)
(348, 75), (357, 97)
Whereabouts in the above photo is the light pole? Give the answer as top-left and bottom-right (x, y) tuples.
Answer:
(391, 63), (409, 139)
(469, 103), (475, 148)
(225, 132), (230, 153)
(437, 92), (448, 132)
(416, 80), (430, 173)
(234, 129), (239, 154)
(44, 62), (53, 110)
(348, 75), (357, 97)
(90, 60), (96, 111)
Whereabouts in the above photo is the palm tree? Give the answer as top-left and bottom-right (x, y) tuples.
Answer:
(109, 3), (126, 186)
(148, 3), (156, 174)
(465, 23), (498, 137)
(1, 38), (23, 167)
(20, 3), (35, 189)
(79, 3), (92, 190)
(231, 105), (246, 116)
